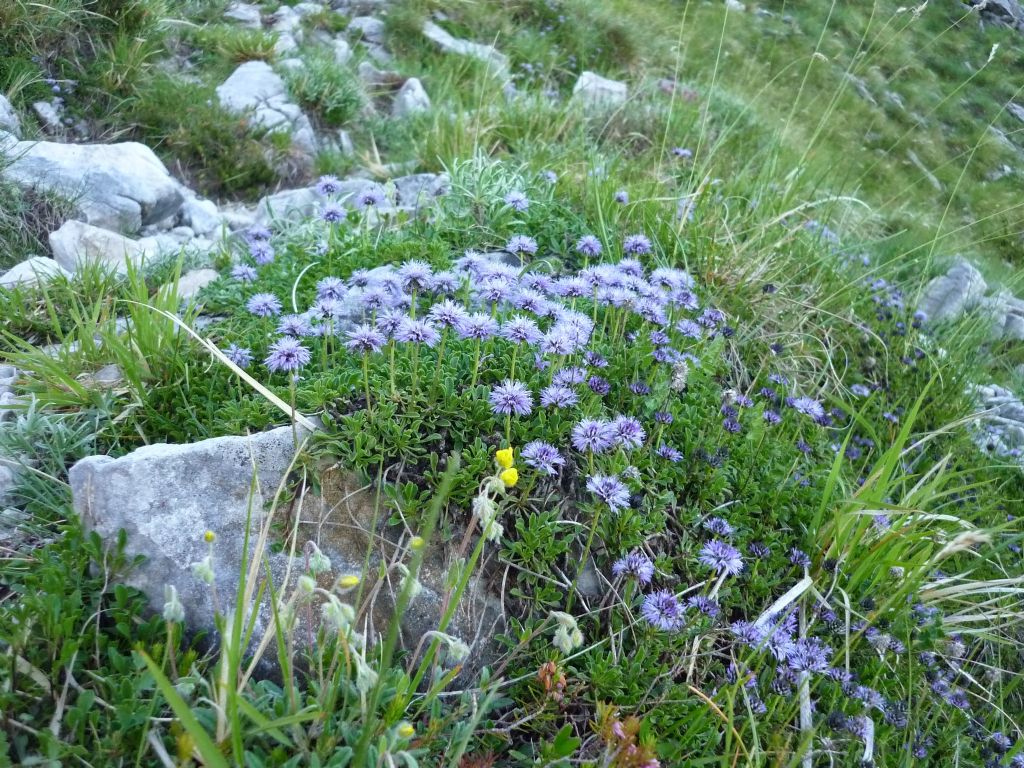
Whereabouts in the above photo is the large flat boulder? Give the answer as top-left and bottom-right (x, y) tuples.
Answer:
(3, 141), (184, 233)
(70, 426), (500, 672)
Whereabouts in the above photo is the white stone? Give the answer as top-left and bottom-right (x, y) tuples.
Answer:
(216, 62), (317, 157)
(422, 21), (508, 77)
(181, 197), (222, 236)
(917, 259), (988, 323)
(0, 257), (70, 289)
(0, 94), (20, 138)
(175, 269), (220, 301)
(32, 101), (62, 132)
(572, 71), (628, 109)
(224, 1), (262, 28)
(276, 58), (306, 74)
(4, 140), (184, 232)
(333, 38), (353, 64)
(293, 2), (324, 17)
(349, 16), (386, 44)
(48, 220), (147, 274)
(392, 78), (431, 117)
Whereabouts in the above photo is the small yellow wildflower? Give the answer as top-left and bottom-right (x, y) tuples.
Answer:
(339, 574), (360, 588)
(397, 722), (415, 739)
(500, 467), (519, 488)
(495, 447), (515, 469)
(410, 535), (426, 550)
(204, 530), (216, 543)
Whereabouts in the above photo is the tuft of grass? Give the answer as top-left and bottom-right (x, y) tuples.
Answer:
(284, 49), (366, 129)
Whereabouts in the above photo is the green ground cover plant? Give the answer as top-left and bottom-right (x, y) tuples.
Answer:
(1, 0), (1023, 766)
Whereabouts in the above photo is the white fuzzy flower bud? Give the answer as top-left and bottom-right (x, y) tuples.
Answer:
(553, 626), (574, 654)
(162, 585), (185, 623)
(355, 654), (378, 694)
(308, 544), (331, 575)
(322, 596), (355, 633)
(190, 555), (214, 585)
(298, 575), (316, 595)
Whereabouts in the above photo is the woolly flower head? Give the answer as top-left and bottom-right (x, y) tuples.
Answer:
(504, 190), (529, 211)
(575, 234), (603, 258)
(521, 440), (564, 475)
(642, 590), (686, 631)
(612, 551), (655, 584)
(623, 234), (652, 255)
(586, 474), (630, 512)
(489, 380), (534, 417)
(699, 539), (744, 576)
(246, 293), (282, 317)
(506, 234), (538, 255)
(264, 337), (311, 373)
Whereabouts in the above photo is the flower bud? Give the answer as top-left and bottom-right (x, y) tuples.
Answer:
(495, 447), (514, 469)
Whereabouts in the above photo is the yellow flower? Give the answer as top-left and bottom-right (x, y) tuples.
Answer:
(397, 722), (415, 739)
(499, 467), (519, 488)
(339, 574), (360, 588)
(203, 530), (216, 543)
(410, 535), (426, 550)
(495, 447), (515, 469)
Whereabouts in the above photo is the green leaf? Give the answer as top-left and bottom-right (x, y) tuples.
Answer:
(137, 651), (229, 768)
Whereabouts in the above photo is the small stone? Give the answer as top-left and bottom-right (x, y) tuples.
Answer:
(32, 100), (63, 132)
(181, 197), (222, 237)
(80, 364), (124, 390)
(917, 259), (987, 323)
(223, 1), (262, 28)
(422, 21), (508, 77)
(571, 71), (628, 110)
(0, 257), (71, 289)
(175, 268), (220, 301)
(391, 78), (431, 117)
(348, 16), (386, 45)
(333, 38), (353, 64)
(48, 221), (147, 274)
(0, 94), (21, 138)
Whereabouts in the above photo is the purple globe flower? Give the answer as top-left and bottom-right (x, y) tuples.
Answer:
(506, 234), (538, 255)
(345, 324), (386, 354)
(623, 234), (652, 255)
(457, 312), (499, 341)
(612, 551), (655, 584)
(521, 440), (565, 475)
(264, 337), (311, 373)
(504, 190), (529, 211)
(641, 589), (686, 631)
(587, 375), (611, 395)
(791, 396), (825, 420)
(356, 187), (386, 209)
(575, 235), (603, 258)
(246, 225), (271, 243)
(571, 419), (615, 453)
(763, 410), (782, 425)
(277, 314), (314, 337)
(395, 317), (440, 347)
(317, 276), (346, 301)
(231, 264), (257, 282)
(540, 384), (579, 409)
(586, 474), (630, 512)
(687, 595), (720, 618)
(427, 298), (469, 329)
(851, 383), (872, 397)
(250, 241), (275, 265)
(489, 380), (533, 417)
(699, 540), (744, 576)
(321, 203), (346, 224)
(613, 189), (629, 204)
(246, 293), (282, 317)
(398, 260), (433, 290)
(316, 174), (341, 195)
(501, 316), (542, 345)
(552, 366), (586, 386)
(789, 548), (811, 568)
(703, 517), (734, 537)
(611, 415), (646, 449)
(785, 638), (832, 673)
(656, 443), (683, 462)
(223, 343), (253, 368)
